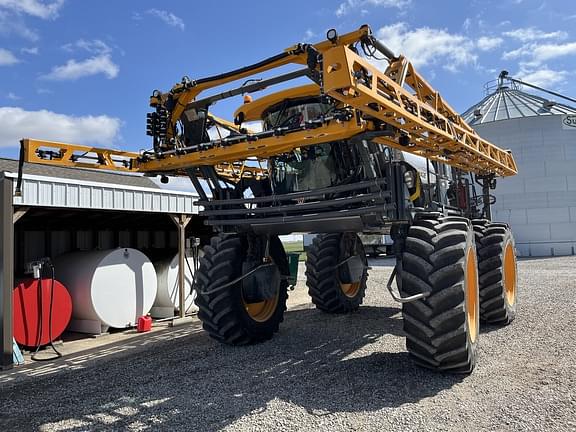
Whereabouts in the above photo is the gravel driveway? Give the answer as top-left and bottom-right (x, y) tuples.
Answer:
(1, 256), (575, 431)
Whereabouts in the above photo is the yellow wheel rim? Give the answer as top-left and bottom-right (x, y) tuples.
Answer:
(340, 281), (361, 298)
(503, 243), (517, 306)
(466, 248), (479, 344)
(242, 293), (279, 323)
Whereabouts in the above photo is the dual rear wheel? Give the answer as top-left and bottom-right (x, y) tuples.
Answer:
(399, 217), (517, 372)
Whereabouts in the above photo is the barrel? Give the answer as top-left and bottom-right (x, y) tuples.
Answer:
(13, 278), (72, 346)
(53, 248), (157, 330)
(150, 254), (198, 318)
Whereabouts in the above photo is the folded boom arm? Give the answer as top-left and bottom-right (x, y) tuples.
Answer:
(20, 25), (517, 179)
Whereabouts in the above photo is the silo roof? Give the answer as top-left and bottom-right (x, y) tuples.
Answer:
(461, 86), (576, 126)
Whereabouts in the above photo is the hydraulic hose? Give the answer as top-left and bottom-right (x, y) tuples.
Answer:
(31, 262), (63, 362)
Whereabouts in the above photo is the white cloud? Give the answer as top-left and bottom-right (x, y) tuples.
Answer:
(531, 42), (576, 62)
(0, 0), (64, 19)
(370, 0), (410, 5)
(377, 22), (476, 71)
(501, 45), (526, 60)
(336, 0), (410, 17)
(7, 92), (20, 100)
(503, 41), (576, 66)
(477, 36), (503, 51)
(14, 24), (39, 41)
(62, 39), (112, 55)
(303, 29), (316, 41)
(0, 0), (63, 41)
(0, 48), (19, 65)
(21, 46), (38, 55)
(503, 27), (567, 42)
(42, 55), (119, 80)
(0, 107), (121, 147)
(516, 67), (569, 88)
(0, 10), (39, 41)
(146, 9), (184, 30)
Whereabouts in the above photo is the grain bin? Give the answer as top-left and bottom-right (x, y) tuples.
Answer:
(54, 248), (157, 334)
(462, 78), (576, 256)
(150, 254), (198, 318)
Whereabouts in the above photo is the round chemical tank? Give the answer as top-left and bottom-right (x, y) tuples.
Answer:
(150, 253), (199, 318)
(54, 248), (157, 329)
(463, 85), (576, 257)
(13, 278), (72, 346)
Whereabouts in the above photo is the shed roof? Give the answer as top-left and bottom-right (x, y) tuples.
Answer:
(0, 158), (198, 214)
(0, 158), (160, 189)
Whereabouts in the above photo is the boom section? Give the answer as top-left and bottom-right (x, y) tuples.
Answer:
(321, 46), (517, 176)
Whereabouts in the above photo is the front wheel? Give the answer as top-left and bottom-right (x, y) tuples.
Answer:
(195, 234), (288, 345)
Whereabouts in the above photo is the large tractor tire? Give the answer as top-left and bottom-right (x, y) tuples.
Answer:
(473, 221), (517, 325)
(195, 234), (288, 345)
(305, 232), (368, 313)
(400, 216), (479, 373)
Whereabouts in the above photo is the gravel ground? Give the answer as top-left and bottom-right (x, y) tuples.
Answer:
(1, 256), (575, 431)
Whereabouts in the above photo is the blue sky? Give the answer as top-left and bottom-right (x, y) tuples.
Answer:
(0, 0), (575, 159)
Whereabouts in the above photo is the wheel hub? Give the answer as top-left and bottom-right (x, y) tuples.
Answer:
(241, 260), (281, 322)
(241, 262), (281, 302)
(339, 255), (365, 284)
(242, 295), (279, 322)
(337, 234), (366, 298)
(340, 281), (361, 298)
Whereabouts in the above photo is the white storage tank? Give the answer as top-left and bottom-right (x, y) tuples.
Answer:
(462, 79), (576, 257)
(150, 254), (198, 318)
(54, 248), (158, 334)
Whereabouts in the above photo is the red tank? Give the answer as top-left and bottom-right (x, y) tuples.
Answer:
(13, 278), (72, 347)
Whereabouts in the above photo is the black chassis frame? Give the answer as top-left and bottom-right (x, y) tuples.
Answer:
(186, 157), (492, 248)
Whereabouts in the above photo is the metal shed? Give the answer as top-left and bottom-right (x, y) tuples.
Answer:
(0, 158), (206, 369)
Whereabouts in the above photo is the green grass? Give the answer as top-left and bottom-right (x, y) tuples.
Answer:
(282, 241), (307, 261)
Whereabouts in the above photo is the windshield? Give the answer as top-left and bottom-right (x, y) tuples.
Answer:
(263, 99), (332, 130)
(271, 144), (337, 194)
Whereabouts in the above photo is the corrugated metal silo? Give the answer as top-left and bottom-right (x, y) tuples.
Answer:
(462, 80), (576, 256)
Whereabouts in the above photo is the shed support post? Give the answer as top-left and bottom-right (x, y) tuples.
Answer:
(170, 214), (192, 319)
(1, 176), (14, 370)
